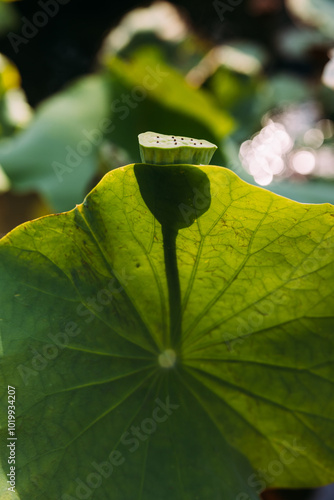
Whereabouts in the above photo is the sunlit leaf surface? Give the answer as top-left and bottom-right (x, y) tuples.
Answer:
(0, 164), (334, 499)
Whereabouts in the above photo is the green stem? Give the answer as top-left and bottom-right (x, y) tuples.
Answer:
(162, 225), (182, 348)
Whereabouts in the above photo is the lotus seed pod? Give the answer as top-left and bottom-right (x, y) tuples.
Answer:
(138, 131), (218, 165)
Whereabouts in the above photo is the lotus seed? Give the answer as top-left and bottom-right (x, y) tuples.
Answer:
(138, 131), (218, 165)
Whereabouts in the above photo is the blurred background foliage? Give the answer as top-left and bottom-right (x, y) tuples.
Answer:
(0, 1), (334, 499)
(0, 3), (334, 211)
(0, 0), (334, 230)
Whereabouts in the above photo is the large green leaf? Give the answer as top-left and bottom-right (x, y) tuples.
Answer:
(1, 164), (334, 500)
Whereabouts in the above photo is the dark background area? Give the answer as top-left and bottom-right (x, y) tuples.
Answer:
(1, 0), (328, 107)
(0, 0), (143, 105)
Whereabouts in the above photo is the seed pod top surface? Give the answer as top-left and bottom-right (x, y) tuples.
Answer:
(138, 131), (218, 165)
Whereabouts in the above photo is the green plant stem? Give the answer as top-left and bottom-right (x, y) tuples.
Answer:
(162, 225), (182, 348)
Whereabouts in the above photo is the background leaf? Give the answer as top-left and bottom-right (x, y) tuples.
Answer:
(0, 75), (112, 211)
(106, 51), (234, 162)
(0, 52), (234, 212)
